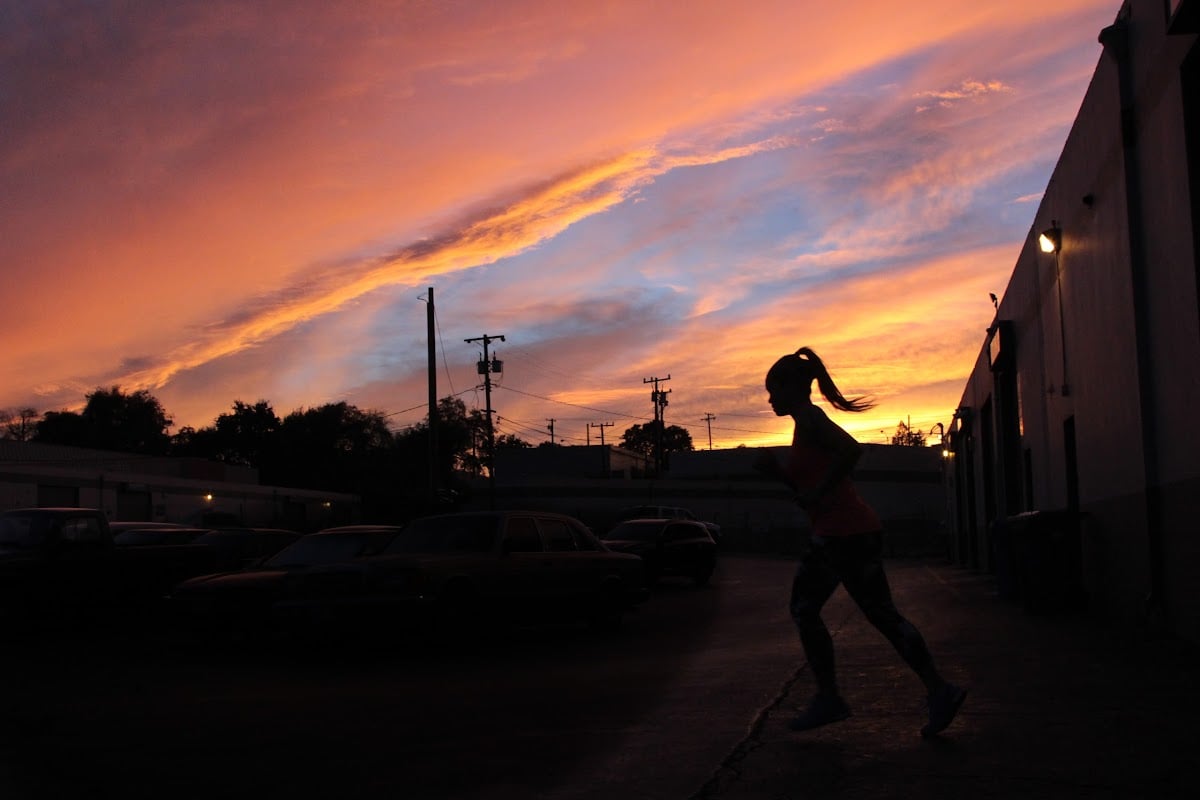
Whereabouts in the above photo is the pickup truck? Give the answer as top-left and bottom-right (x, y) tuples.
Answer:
(0, 507), (221, 626)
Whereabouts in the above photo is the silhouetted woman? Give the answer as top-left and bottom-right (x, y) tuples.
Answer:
(755, 347), (965, 736)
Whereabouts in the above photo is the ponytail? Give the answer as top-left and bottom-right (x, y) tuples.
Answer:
(767, 347), (875, 413)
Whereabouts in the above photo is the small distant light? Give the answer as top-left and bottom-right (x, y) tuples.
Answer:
(203, 493), (214, 502)
(322, 501), (332, 509)
(941, 449), (951, 458)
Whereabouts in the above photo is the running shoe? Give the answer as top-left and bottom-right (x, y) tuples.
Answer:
(921, 682), (967, 737)
(787, 692), (852, 732)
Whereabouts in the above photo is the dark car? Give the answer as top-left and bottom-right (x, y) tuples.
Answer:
(168, 525), (404, 636)
(355, 510), (649, 633)
(189, 527), (302, 570)
(111, 525), (214, 546)
(1, 507), (115, 624)
(600, 518), (717, 586)
(109, 521), (191, 533)
(618, 505), (721, 543)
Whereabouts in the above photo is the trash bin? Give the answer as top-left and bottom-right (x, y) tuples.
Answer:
(1003, 510), (1084, 614)
(990, 515), (1018, 602)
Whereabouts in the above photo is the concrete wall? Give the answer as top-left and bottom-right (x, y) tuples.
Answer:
(949, 1), (1200, 641)
(481, 442), (948, 557)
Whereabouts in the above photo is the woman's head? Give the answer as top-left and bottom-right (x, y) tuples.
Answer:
(765, 347), (874, 414)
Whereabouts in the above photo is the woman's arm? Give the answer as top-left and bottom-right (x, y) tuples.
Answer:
(795, 406), (863, 509)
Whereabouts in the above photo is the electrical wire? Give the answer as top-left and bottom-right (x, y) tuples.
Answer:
(495, 384), (648, 422)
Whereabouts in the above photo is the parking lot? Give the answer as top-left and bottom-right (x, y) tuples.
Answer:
(2, 556), (804, 800)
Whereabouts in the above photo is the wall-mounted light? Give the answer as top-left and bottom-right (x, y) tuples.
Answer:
(1038, 221), (1062, 254)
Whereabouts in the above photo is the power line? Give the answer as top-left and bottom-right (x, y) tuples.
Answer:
(495, 384), (646, 422)
(433, 303), (456, 397)
(501, 344), (580, 383)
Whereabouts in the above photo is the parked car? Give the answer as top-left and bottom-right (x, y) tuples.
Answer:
(351, 510), (649, 634)
(618, 505), (721, 542)
(189, 527), (302, 570)
(109, 521), (192, 533)
(112, 526), (214, 546)
(0, 508), (218, 627)
(600, 518), (717, 586)
(168, 525), (405, 636)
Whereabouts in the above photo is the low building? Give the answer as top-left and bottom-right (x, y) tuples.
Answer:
(0, 440), (359, 532)
(948, 1), (1199, 641)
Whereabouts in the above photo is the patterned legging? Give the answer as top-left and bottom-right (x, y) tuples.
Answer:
(790, 531), (940, 694)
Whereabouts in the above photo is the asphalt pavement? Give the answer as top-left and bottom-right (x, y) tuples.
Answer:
(4, 556), (1197, 799)
(689, 558), (1199, 800)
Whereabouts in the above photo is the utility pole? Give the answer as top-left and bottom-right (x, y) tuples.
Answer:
(589, 421), (613, 446)
(590, 421), (613, 477)
(465, 333), (505, 509)
(546, 418), (556, 445)
(424, 287), (438, 508)
(702, 413), (716, 450)
(643, 375), (671, 476)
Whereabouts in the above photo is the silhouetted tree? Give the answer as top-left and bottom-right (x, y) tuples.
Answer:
(34, 410), (87, 445)
(170, 425), (218, 458)
(495, 434), (532, 449)
(619, 420), (694, 456)
(399, 397), (488, 479)
(269, 402), (394, 493)
(35, 387), (172, 454)
(1, 407), (39, 441)
(891, 420), (926, 447)
(212, 400), (281, 466)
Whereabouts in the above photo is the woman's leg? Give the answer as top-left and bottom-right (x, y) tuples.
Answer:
(830, 533), (943, 691)
(790, 543), (843, 694)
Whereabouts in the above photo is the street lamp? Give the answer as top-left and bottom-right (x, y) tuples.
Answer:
(930, 422), (949, 458)
(1039, 221), (1062, 253)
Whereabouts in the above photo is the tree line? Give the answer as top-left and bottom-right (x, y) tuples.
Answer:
(2, 387), (695, 516)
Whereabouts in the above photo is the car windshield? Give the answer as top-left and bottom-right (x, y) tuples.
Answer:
(383, 516), (497, 554)
(113, 529), (205, 546)
(191, 530), (240, 544)
(263, 531), (393, 568)
(0, 512), (50, 548)
(601, 522), (660, 542)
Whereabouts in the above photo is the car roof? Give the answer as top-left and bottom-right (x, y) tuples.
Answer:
(315, 524), (405, 533)
(2, 507), (103, 514)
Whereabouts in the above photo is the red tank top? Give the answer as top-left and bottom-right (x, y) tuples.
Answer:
(785, 439), (881, 538)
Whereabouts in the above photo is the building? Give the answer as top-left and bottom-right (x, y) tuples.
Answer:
(0, 439), (360, 531)
(948, 0), (1199, 640)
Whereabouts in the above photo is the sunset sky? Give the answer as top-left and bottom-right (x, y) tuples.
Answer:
(2, 0), (1119, 449)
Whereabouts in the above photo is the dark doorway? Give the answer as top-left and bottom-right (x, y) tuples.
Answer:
(1182, 42), (1200, 329)
(980, 398), (997, 571)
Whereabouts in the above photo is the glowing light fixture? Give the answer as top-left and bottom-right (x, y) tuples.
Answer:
(1039, 222), (1062, 254)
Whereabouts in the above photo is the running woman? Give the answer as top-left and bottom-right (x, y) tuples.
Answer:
(754, 347), (966, 736)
